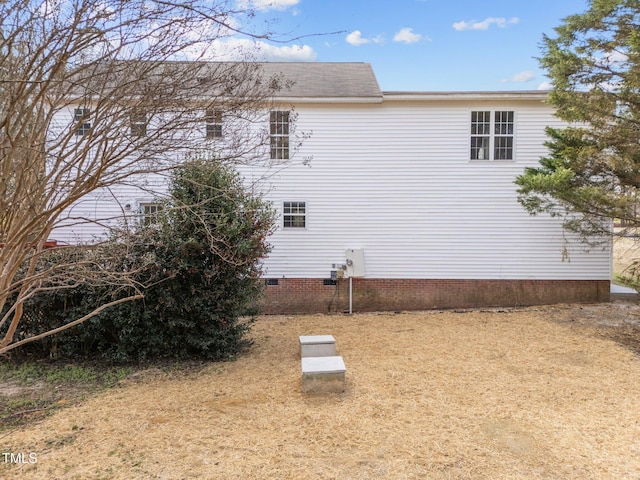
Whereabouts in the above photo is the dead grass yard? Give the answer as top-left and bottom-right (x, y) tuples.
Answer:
(614, 233), (640, 278)
(3, 304), (640, 479)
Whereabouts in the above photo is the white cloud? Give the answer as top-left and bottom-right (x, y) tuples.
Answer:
(346, 30), (384, 46)
(258, 42), (316, 61)
(346, 30), (370, 46)
(453, 17), (519, 31)
(187, 37), (316, 61)
(393, 28), (422, 44)
(501, 70), (535, 83)
(537, 81), (553, 90)
(238, 0), (300, 11)
(599, 50), (628, 67)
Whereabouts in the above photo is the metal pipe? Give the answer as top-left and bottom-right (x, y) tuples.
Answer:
(349, 277), (353, 314)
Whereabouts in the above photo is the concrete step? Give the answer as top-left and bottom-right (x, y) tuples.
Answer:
(299, 335), (336, 358)
(301, 356), (346, 393)
(611, 284), (638, 301)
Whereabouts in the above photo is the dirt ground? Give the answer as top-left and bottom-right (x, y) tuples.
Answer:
(3, 302), (640, 480)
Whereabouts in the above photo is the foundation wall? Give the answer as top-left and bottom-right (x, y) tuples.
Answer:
(261, 278), (611, 314)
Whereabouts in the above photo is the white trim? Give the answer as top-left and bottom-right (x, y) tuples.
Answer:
(468, 109), (516, 162)
(383, 91), (549, 102)
(282, 200), (307, 230)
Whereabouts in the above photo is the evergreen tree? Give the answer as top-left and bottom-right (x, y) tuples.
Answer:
(516, 0), (640, 240)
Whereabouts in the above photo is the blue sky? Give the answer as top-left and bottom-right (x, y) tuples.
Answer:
(226, 0), (592, 91)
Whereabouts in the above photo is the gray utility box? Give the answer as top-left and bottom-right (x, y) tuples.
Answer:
(299, 335), (336, 358)
(301, 356), (346, 393)
(345, 248), (365, 277)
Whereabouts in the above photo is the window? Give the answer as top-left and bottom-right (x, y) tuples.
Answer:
(283, 201), (305, 228)
(270, 111), (289, 160)
(470, 111), (490, 160)
(206, 109), (223, 139)
(140, 202), (161, 225)
(74, 108), (91, 136)
(494, 111), (514, 160)
(470, 111), (514, 160)
(130, 111), (147, 137)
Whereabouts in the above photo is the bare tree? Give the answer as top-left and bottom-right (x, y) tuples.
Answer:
(0, 0), (292, 353)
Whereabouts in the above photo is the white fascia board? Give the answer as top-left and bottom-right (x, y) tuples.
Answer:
(382, 91), (550, 102)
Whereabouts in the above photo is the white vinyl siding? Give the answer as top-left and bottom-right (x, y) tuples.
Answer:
(52, 177), (169, 243)
(51, 97), (611, 283)
(244, 100), (609, 281)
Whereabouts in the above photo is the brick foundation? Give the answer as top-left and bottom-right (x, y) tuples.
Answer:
(260, 278), (611, 314)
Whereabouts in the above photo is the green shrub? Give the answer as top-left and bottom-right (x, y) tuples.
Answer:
(3, 160), (275, 362)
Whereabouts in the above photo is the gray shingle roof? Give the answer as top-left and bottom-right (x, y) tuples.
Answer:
(67, 61), (382, 102)
(256, 62), (382, 100)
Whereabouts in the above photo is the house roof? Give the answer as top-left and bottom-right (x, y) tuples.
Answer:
(66, 61), (383, 103)
(67, 60), (549, 105)
(256, 62), (383, 102)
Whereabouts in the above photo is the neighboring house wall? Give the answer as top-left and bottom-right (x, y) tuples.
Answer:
(49, 65), (612, 313)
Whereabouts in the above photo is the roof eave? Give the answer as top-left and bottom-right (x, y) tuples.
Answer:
(382, 90), (550, 101)
(271, 95), (383, 104)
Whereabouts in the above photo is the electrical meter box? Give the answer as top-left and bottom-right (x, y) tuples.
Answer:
(345, 249), (365, 277)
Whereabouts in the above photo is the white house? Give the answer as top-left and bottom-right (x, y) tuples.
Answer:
(52, 62), (611, 313)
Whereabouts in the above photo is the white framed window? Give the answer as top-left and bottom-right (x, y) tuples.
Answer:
(139, 202), (161, 226)
(494, 111), (514, 160)
(206, 109), (223, 139)
(283, 201), (305, 228)
(470, 110), (514, 161)
(270, 111), (289, 160)
(73, 108), (91, 136)
(130, 111), (147, 137)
